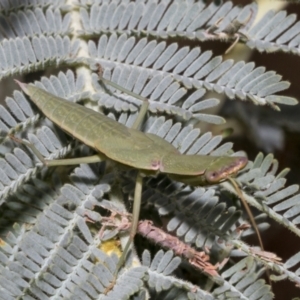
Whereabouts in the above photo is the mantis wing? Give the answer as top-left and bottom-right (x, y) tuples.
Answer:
(99, 129), (247, 185)
(97, 129), (178, 170)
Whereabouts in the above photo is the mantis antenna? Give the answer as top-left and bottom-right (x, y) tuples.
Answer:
(227, 177), (264, 252)
(227, 177), (271, 286)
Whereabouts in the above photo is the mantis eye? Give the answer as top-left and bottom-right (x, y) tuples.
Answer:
(205, 170), (223, 183)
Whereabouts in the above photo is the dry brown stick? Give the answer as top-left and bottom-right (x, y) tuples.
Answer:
(137, 220), (219, 277)
(99, 213), (219, 278)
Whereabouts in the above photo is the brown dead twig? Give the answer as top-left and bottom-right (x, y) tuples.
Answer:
(249, 248), (282, 264)
(85, 206), (282, 282)
(137, 219), (219, 277)
(99, 212), (219, 278)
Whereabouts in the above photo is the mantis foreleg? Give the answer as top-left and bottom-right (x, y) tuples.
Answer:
(97, 66), (149, 130)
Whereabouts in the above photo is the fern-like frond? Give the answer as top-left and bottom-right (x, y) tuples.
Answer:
(88, 33), (296, 110)
(142, 250), (215, 299)
(214, 257), (273, 300)
(93, 68), (224, 124)
(247, 10), (300, 54)
(0, 36), (79, 79)
(276, 251), (300, 282)
(0, 163), (131, 299)
(0, 0), (65, 13)
(100, 266), (147, 300)
(78, 0), (300, 56)
(0, 79), (80, 200)
(78, 1), (256, 43)
(222, 153), (300, 238)
(0, 7), (70, 40)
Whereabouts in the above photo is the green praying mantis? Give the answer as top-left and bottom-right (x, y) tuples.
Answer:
(13, 77), (261, 277)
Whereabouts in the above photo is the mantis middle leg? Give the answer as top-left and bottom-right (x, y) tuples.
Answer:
(98, 71), (151, 272)
(115, 172), (143, 273)
(10, 135), (106, 166)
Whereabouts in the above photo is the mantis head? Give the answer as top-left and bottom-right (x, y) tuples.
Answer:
(204, 156), (248, 184)
(166, 155), (248, 187)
